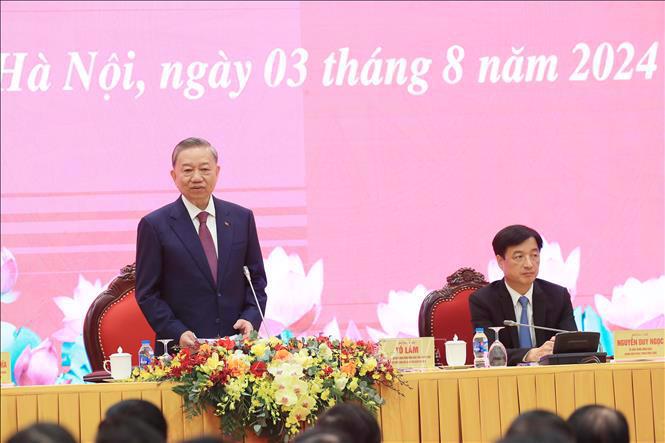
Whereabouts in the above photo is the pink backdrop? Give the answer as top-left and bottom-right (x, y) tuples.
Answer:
(1, 1), (663, 383)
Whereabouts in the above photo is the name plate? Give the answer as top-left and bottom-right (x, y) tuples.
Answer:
(1, 352), (11, 385)
(379, 337), (435, 369)
(614, 329), (665, 361)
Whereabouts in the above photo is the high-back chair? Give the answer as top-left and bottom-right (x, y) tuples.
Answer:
(418, 268), (488, 366)
(82, 263), (155, 382)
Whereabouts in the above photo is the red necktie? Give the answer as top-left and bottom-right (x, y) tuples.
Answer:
(196, 212), (217, 284)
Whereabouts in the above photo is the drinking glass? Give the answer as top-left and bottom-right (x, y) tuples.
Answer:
(157, 339), (173, 365)
(488, 326), (508, 367)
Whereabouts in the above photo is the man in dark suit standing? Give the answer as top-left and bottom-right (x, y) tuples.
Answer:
(136, 137), (267, 350)
(469, 225), (576, 365)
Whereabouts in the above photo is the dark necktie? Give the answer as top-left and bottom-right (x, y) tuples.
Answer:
(196, 212), (217, 284)
(518, 296), (533, 348)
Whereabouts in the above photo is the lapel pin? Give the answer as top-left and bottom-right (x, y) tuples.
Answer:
(224, 221), (230, 227)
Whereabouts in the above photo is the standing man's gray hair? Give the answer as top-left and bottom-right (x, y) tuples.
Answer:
(171, 137), (219, 166)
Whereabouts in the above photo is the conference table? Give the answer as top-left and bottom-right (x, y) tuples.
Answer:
(1, 360), (663, 443)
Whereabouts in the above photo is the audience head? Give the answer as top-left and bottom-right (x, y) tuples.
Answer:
(96, 415), (163, 443)
(568, 405), (629, 443)
(505, 409), (574, 443)
(8, 423), (76, 443)
(104, 399), (167, 440)
(316, 402), (381, 443)
(293, 427), (354, 443)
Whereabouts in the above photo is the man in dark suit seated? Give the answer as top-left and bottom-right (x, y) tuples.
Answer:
(136, 137), (267, 352)
(469, 225), (576, 365)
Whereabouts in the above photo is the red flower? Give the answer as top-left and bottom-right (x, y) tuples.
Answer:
(250, 361), (267, 377)
(217, 337), (236, 351)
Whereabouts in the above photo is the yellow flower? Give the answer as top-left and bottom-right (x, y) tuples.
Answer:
(318, 343), (333, 360)
(297, 395), (316, 412)
(360, 357), (377, 375)
(275, 388), (298, 407)
(202, 352), (222, 374)
(334, 375), (348, 391)
(321, 389), (330, 401)
(348, 378), (359, 391)
(251, 342), (268, 357)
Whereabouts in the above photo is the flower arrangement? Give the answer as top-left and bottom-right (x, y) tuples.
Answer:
(132, 333), (401, 442)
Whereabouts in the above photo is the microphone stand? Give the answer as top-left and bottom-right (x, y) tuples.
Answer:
(243, 266), (273, 337)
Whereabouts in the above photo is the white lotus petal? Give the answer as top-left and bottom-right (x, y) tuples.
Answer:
(594, 275), (665, 329)
(264, 248), (323, 328)
(376, 285), (429, 338)
(323, 318), (341, 340)
(366, 326), (389, 342)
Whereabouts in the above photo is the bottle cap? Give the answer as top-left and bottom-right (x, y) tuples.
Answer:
(141, 340), (151, 344)
(475, 328), (484, 333)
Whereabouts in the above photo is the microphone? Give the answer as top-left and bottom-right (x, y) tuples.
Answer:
(503, 320), (571, 334)
(242, 266), (273, 337)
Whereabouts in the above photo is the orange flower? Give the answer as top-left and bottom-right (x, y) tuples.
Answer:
(273, 349), (292, 361)
(340, 362), (357, 377)
(226, 357), (249, 377)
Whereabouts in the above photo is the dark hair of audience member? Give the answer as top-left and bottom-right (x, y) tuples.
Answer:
(492, 224), (543, 257)
(96, 415), (163, 443)
(104, 399), (168, 440)
(315, 402), (381, 443)
(292, 426), (354, 443)
(568, 404), (629, 443)
(8, 423), (76, 443)
(505, 409), (574, 443)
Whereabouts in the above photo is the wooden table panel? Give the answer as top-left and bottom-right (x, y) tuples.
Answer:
(554, 372), (575, 419)
(58, 393), (80, 441)
(16, 395), (37, 432)
(438, 378), (460, 443)
(535, 373), (556, 412)
(1, 362), (663, 443)
(651, 367), (665, 442)
(497, 376), (519, 436)
(79, 392), (101, 443)
(418, 379), (440, 443)
(594, 369), (615, 408)
(632, 369), (655, 443)
(613, 369), (637, 443)
(458, 378), (481, 442)
(573, 371), (595, 408)
(479, 377), (501, 442)
(516, 374), (536, 412)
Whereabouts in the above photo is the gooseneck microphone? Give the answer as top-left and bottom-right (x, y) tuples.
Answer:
(503, 320), (571, 334)
(243, 266), (273, 337)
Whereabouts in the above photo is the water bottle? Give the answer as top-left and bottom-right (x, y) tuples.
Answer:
(138, 340), (154, 368)
(473, 328), (489, 368)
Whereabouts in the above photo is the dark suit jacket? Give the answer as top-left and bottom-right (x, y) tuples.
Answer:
(468, 278), (576, 365)
(135, 196), (267, 344)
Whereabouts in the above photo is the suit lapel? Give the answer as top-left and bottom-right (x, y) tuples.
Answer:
(498, 281), (520, 348)
(532, 280), (548, 346)
(168, 198), (216, 289)
(214, 198), (233, 287)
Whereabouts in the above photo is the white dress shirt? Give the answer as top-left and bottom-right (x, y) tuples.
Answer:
(181, 195), (219, 255)
(504, 281), (537, 346)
